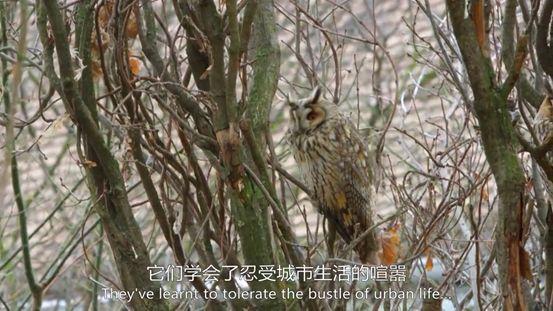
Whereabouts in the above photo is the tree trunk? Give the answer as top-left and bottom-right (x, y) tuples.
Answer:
(41, 1), (168, 309)
(446, 1), (529, 309)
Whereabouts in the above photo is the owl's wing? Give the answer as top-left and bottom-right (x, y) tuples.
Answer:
(534, 117), (553, 197)
(319, 121), (374, 244)
(341, 126), (374, 231)
(319, 202), (355, 243)
(535, 97), (553, 164)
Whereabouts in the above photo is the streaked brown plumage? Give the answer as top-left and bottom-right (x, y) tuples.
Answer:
(286, 86), (379, 264)
(534, 96), (553, 199)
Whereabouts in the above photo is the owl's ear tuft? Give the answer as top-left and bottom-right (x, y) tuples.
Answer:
(286, 93), (298, 109)
(309, 86), (322, 104)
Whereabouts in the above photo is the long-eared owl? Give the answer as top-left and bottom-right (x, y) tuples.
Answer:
(534, 96), (553, 199)
(286, 86), (380, 264)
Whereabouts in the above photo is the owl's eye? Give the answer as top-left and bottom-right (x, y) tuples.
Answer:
(307, 111), (318, 120)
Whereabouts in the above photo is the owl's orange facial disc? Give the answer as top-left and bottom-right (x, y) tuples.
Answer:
(307, 111), (318, 120)
(305, 106), (326, 128)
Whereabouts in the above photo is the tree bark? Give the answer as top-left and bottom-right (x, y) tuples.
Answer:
(41, 1), (168, 309)
(446, 1), (529, 309)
